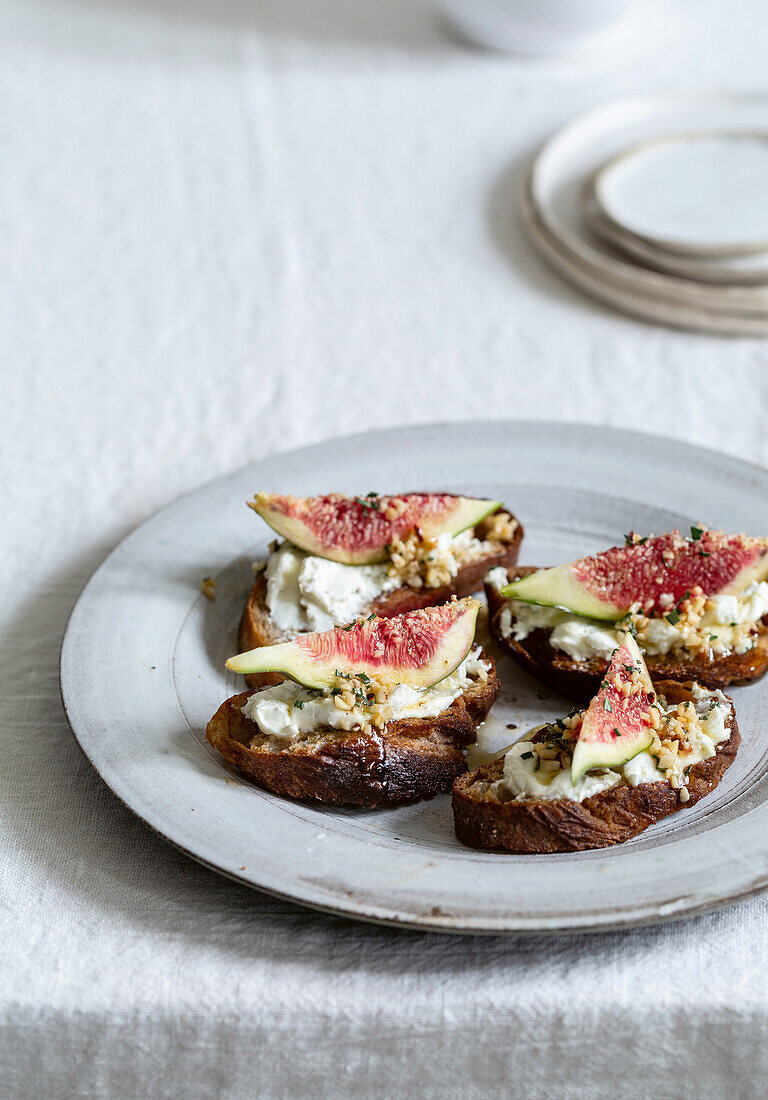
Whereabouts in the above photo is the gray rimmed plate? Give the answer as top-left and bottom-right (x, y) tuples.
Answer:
(60, 421), (768, 933)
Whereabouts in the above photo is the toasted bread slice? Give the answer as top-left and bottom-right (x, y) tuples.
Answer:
(487, 567), (768, 702)
(239, 514), (522, 689)
(452, 681), (739, 852)
(207, 656), (499, 807)
(238, 574), (289, 689)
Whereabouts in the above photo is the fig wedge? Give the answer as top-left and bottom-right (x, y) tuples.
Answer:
(227, 598), (481, 689)
(248, 492), (501, 565)
(502, 529), (768, 621)
(571, 634), (655, 784)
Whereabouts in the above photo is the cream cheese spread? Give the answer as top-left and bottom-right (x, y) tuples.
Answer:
(264, 543), (400, 635)
(485, 568), (768, 661)
(242, 647), (490, 740)
(266, 530), (487, 637)
(501, 686), (731, 802)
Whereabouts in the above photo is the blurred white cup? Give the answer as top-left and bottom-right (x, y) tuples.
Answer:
(435, 0), (641, 55)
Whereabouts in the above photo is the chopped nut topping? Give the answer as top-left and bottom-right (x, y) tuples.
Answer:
(621, 578), (763, 658)
(387, 532), (454, 589)
(477, 511), (519, 544)
(386, 511), (517, 590)
(383, 498), (408, 521)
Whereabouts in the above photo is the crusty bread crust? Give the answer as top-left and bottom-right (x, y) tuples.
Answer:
(452, 681), (740, 852)
(238, 516), (522, 689)
(486, 567), (768, 702)
(238, 573), (287, 689)
(207, 657), (499, 807)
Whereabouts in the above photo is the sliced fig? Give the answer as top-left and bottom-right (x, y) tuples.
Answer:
(502, 529), (768, 621)
(248, 492), (501, 565)
(226, 597), (480, 689)
(571, 634), (655, 783)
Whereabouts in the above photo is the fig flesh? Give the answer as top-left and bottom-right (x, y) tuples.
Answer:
(502, 529), (768, 621)
(248, 492), (501, 565)
(227, 597), (480, 689)
(571, 634), (655, 783)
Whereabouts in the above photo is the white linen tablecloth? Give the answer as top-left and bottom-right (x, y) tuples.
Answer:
(4, 1), (768, 1096)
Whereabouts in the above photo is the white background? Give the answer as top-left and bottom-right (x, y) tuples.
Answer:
(4, 1), (768, 1096)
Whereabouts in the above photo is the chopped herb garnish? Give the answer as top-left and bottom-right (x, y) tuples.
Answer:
(665, 610), (681, 625)
(603, 698), (613, 712)
(534, 756), (541, 773)
(367, 612), (376, 621)
(613, 728), (622, 738)
(684, 764), (693, 775)
(366, 491), (379, 498)
(699, 551), (711, 558)
(355, 496), (380, 511)
(520, 751), (534, 760)
(358, 672), (371, 684)
(294, 699), (305, 710)
(709, 634), (718, 642)
(622, 664), (636, 673)
(730, 621), (737, 627)
(342, 622), (355, 632)
(690, 525), (703, 541)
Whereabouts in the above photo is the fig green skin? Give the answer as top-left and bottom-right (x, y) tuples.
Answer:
(570, 634), (655, 784)
(503, 563), (622, 621)
(226, 598), (481, 690)
(502, 530), (768, 621)
(248, 492), (501, 566)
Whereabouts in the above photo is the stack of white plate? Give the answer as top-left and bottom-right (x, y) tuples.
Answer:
(521, 92), (768, 335)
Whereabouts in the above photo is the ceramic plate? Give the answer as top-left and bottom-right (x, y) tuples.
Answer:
(593, 133), (768, 258)
(582, 179), (768, 286)
(522, 92), (768, 334)
(60, 422), (768, 933)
